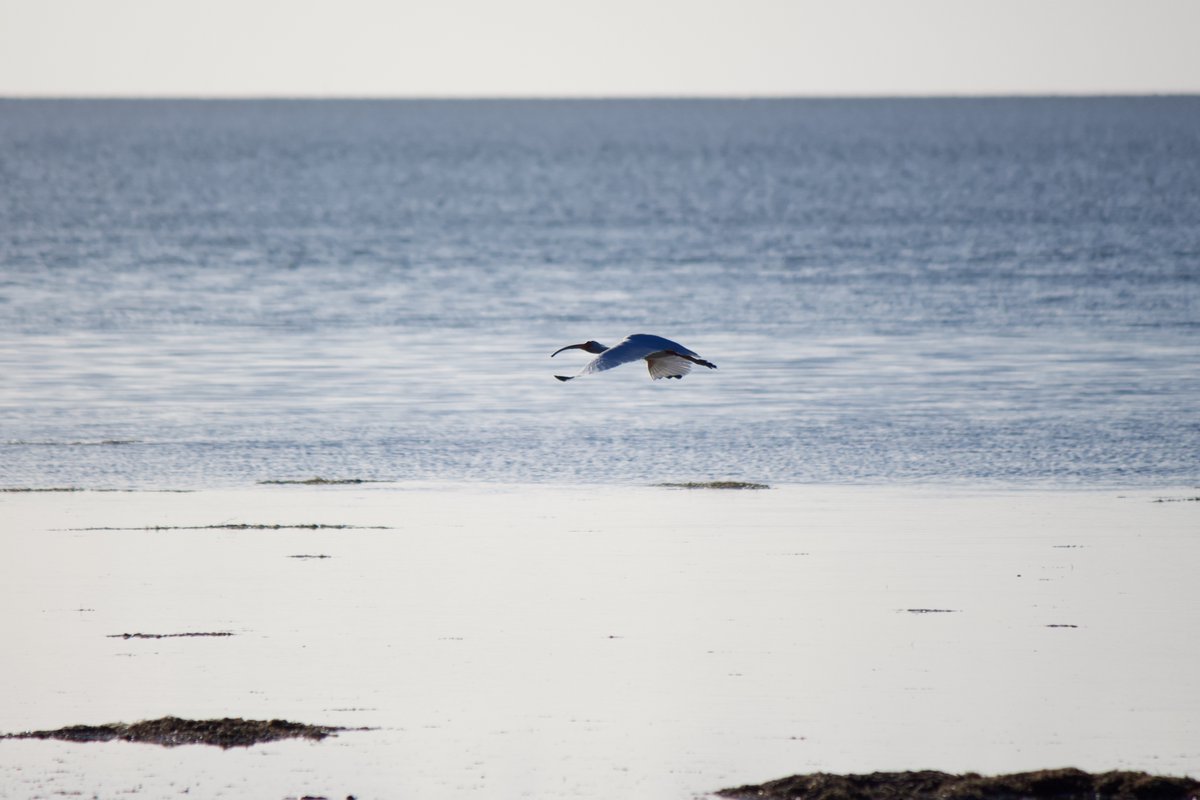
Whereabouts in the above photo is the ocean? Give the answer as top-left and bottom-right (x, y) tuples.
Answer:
(1, 97), (1198, 489)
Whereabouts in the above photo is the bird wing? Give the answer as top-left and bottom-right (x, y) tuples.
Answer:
(576, 336), (665, 376)
(646, 353), (693, 380)
(622, 333), (700, 358)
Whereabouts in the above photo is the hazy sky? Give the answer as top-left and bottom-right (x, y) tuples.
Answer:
(2, 0), (1198, 97)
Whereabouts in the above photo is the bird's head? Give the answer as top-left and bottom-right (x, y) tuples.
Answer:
(551, 340), (607, 357)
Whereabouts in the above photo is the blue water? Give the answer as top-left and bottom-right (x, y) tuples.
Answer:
(1, 98), (1198, 488)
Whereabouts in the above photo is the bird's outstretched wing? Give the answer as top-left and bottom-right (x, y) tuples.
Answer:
(576, 336), (664, 376)
(646, 353), (692, 380)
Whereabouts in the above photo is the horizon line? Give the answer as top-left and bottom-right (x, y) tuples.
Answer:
(3, 91), (1199, 102)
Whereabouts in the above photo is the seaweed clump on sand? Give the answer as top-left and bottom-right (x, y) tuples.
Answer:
(107, 632), (234, 639)
(655, 481), (771, 490)
(71, 523), (386, 531)
(2, 717), (346, 749)
(715, 768), (1200, 800)
(0, 487), (88, 493)
(258, 477), (379, 485)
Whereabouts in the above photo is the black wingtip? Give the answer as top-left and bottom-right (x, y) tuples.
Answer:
(555, 375), (573, 382)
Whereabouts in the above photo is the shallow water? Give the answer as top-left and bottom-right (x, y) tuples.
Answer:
(2, 98), (1198, 489)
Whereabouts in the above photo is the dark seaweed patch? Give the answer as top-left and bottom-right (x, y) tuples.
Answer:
(716, 768), (1200, 800)
(107, 632), (234, 639)
(2, 717), (349, 748)
(1, 487), (190, 493)
(654, 481), (771, 490)
(0, 487), (88, 493)
(258, 478), (383, 485)
(904, 608), (960, 614)
(70, 523), (387, 531)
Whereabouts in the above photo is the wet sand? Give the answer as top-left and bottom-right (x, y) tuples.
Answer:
(1, 483), (1198, 798)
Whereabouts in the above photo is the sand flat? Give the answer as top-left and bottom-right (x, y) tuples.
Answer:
(1, 484), (1197, 799)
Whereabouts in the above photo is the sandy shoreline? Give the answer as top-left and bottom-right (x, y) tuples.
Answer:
(2, 483), (1198, 799)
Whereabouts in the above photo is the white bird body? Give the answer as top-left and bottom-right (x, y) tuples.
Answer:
(551, 333), (717, 381)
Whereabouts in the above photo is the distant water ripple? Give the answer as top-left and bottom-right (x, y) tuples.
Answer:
(1, 98), (1197, 488)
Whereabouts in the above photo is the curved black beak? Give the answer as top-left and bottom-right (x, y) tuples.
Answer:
(550, 343), (587, 358)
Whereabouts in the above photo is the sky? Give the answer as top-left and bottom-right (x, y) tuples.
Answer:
(1, 0), (1198, 97)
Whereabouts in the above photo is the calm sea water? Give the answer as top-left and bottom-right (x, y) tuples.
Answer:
(1, 98), (1197, 489)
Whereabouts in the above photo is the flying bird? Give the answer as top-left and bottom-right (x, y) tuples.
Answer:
(550, 333), (717, 382)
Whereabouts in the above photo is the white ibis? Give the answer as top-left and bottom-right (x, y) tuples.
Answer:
(550, 333), (717, 382)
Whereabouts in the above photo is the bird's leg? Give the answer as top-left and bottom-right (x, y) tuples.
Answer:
(669, 351), (717, 370)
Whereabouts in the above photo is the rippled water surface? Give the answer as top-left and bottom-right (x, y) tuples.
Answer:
(2, 98), (1198, 488)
